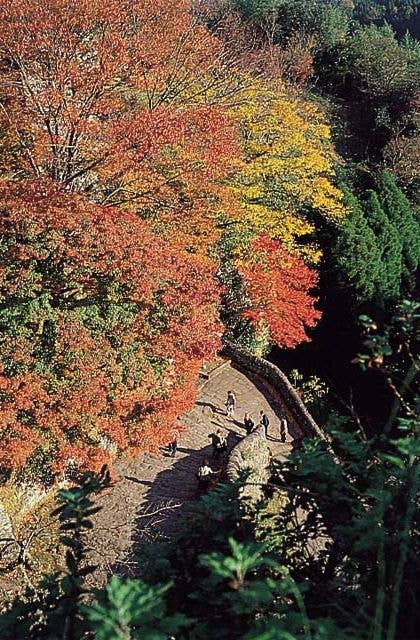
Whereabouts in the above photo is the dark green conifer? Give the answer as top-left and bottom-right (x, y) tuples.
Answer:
(364, 189), (403, 305)
(377, 171), (420, 289)
(331, 189), (382, 306)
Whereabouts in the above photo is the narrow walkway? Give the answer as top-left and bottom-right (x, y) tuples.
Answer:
(87, 360), (298, 585)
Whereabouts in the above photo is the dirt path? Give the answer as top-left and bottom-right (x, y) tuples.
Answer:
(87, 359), (298, 584)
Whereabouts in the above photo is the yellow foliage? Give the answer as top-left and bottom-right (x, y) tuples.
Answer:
(229, 80), (345, 262)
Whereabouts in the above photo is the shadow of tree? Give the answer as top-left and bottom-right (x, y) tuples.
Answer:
(113, 429), (241, 578)
(195, 400), (225, 415)
(87, 362), (293, 584)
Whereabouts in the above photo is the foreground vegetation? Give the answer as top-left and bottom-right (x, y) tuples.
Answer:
(0, 303), (418, 639)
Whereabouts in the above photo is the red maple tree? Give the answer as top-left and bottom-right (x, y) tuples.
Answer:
(0, 180), (222, 476)
(238, 235), (321, 348)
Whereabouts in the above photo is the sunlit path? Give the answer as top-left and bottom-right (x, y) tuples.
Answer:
(87, 359), (297, 584)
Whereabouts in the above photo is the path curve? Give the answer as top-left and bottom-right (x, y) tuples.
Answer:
(88, 359), (299, 584)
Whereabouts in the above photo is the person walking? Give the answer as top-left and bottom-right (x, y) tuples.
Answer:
(279, 415), (288, 443)
(196, 458), (220, 495)
(243, 412), (255, 435)
(169, 434), (178, 457)
(208, 429), (227, 459)
(225, 390), (236, 417)
(166, 430), (179, 457)
(260, 410), (270, 438)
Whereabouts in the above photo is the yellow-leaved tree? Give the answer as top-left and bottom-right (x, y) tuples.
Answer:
(229, 80), (344, 262)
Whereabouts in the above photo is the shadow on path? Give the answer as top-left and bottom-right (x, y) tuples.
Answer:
(132, 429), (241, 542)
(231, 363), (300, 440)
(113, 434), (240, 577)
(196, 400), (225, 415)
(89, 359), (296, 584)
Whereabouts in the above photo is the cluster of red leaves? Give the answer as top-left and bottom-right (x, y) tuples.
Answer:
(238, 235), (321, 348)
(0, 180), (222, 474)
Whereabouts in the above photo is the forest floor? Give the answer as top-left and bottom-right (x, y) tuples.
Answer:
(87, 358), (297, 586)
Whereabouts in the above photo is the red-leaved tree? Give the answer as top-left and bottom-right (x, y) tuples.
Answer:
(0, 0), (241, 253)
(0, 180), (222, 476)
(238, 235), (321, 348)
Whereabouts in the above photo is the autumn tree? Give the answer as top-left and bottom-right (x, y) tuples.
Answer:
(0, 0), (346, 475)
(227, 234), (321, 353)
(0, 180), (222, 478)
(228, 79), (344, 263)
(0, 0), (242, 254)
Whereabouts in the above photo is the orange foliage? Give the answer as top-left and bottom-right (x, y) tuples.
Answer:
(0, 180), (222, 475)
(0, 0), (330, 480)
(237, 235), (321, 348)
(0, 0), (240, 253)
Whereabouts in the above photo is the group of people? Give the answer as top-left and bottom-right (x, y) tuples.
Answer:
(195, 390), (290, 493)
(169, 389), (290, 495)
(244, 409), (288, 442)
(226, 390), (289, 443)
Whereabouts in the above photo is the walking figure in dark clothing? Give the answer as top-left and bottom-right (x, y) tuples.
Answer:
(225, 390), (237, 417)
(208, 429), (227, 459)
(168, 432), (178, 457)
(243, 412), (255, 435)
(260, 410), (270, 438)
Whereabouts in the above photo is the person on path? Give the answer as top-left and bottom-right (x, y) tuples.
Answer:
(196, 458), (219, 494)
(243, 412), (255, 435)
(208, 429), (227, 459)
(167, 430), (179, 457)
(225, 390), (236, 417)
(169, 436), (178, 457)
(279, 415), (288, 443)
(260, 410), (270, 438)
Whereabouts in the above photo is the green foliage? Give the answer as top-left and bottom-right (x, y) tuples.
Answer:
(83, 577), (189, 640)
(289, 369), (329, 422)
(376, 171), (420, 287)
(331, 188), (382, 307)
(235, 0), (351, 51)
(353, 0), (420, 36)
(235, 0), (284, 20)
(363, 190), (403, 303)
(275, 0), (351, 51)
(344, 24), (420, 96)
(330, 174), (418, 311)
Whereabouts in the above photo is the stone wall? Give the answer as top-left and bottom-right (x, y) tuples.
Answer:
(226, 425), (271, 502)
(224, 342), (325, 500)
(222, 342), (324, 439)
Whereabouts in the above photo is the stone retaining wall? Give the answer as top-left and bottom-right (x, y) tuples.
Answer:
(225, 425), (270, 502)
(223, 342), (325, 500)
(222, 342), (324, 439)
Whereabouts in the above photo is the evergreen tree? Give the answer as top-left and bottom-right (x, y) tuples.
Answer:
(331, 190), (382, 306)
(377, 171), (420, 288)
(364, 189), (403, 304)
